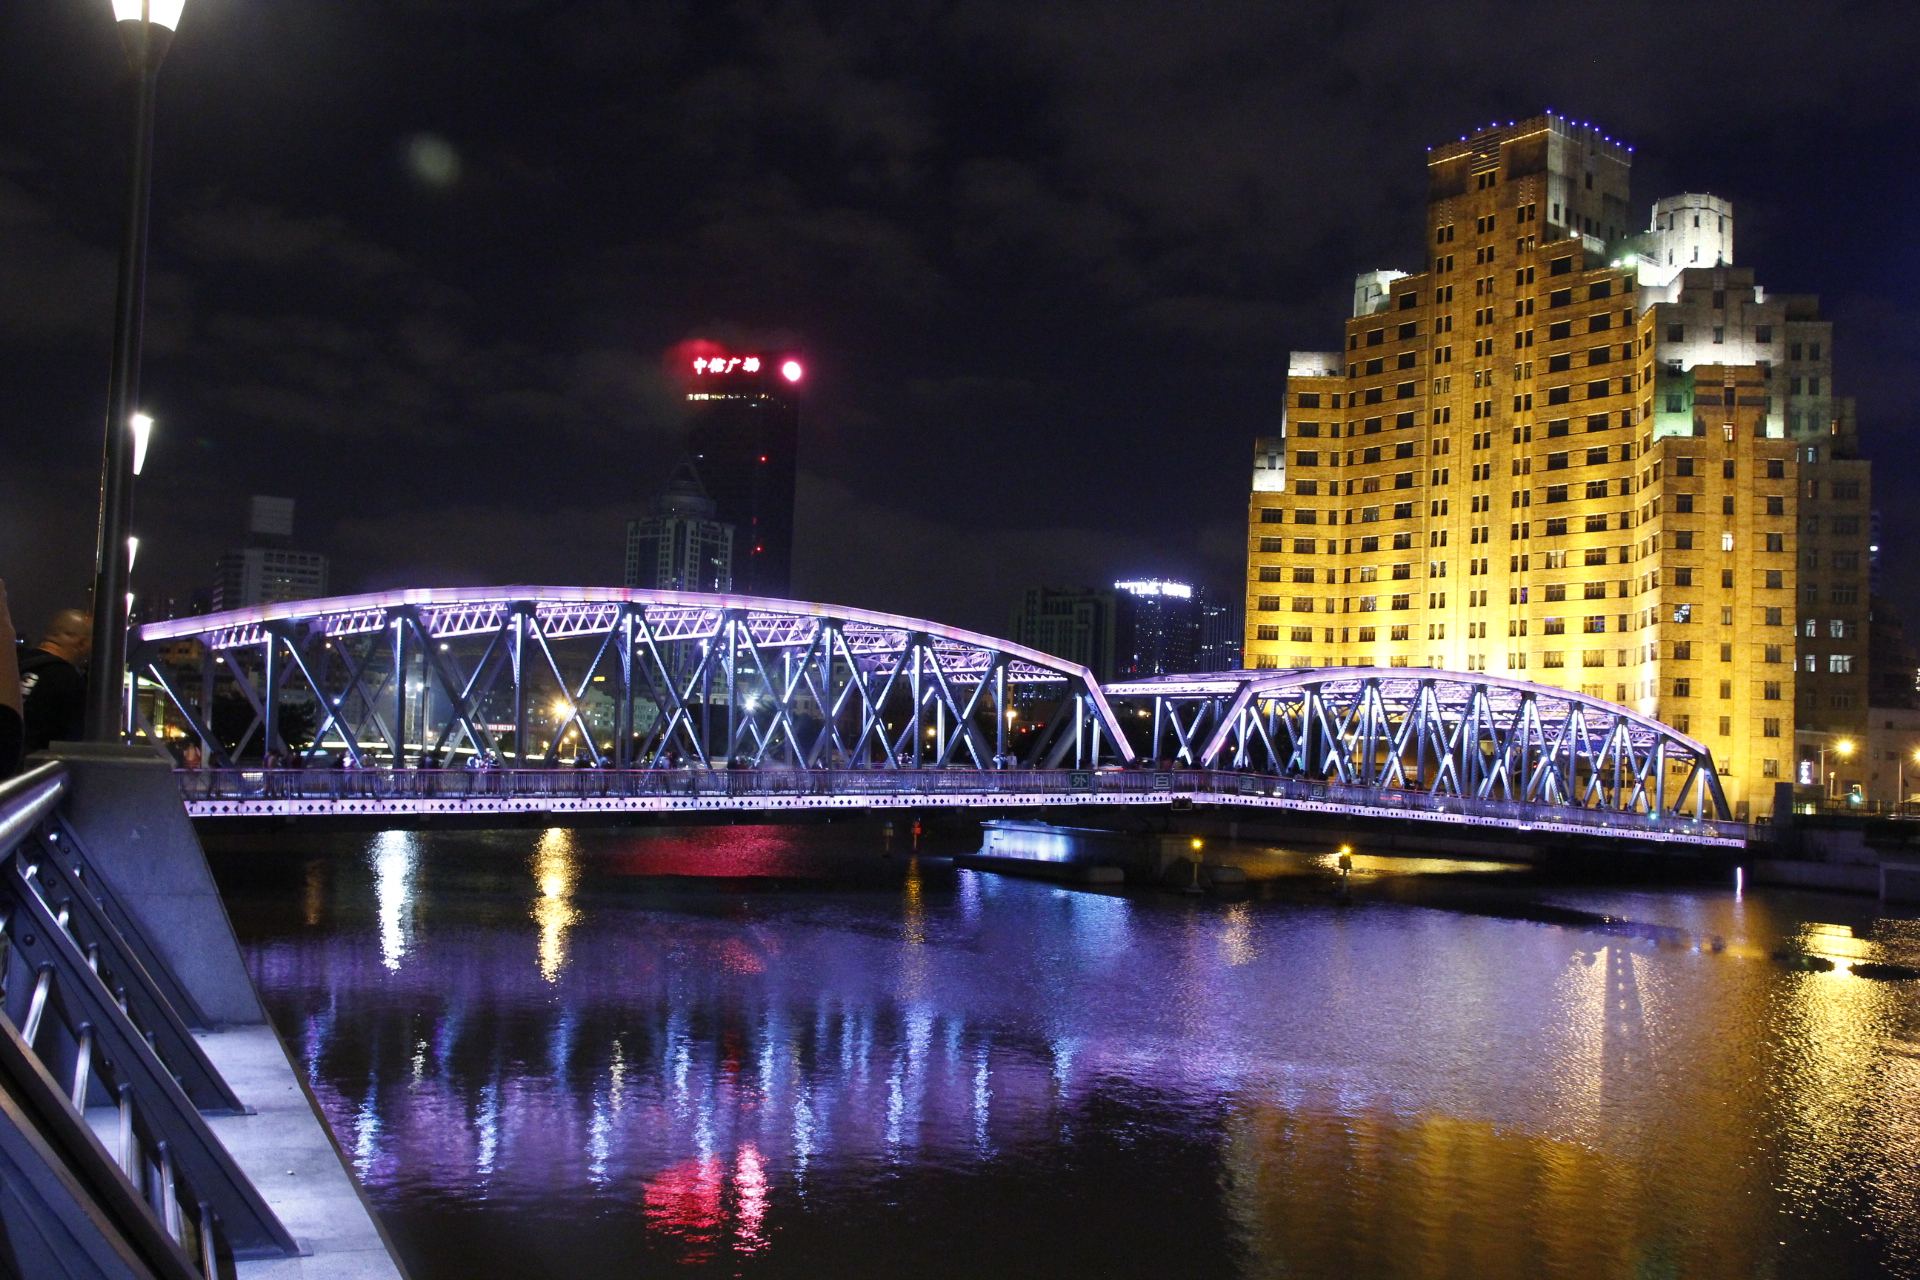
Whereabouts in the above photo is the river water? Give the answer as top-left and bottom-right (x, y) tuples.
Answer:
(204, 824), (1920, 1279)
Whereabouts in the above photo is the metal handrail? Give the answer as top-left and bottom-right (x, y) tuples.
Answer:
(0, 761), (67, 863)
(1, 760), (299, 1275)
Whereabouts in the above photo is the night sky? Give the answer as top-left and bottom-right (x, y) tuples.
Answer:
(3, 1), (1917, 639)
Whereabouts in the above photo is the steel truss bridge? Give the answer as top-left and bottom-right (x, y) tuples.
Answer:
(134, 588), (1741, 847)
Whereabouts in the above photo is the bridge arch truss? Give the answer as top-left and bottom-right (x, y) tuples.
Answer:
(1103, 668), (1732, 822)
(134, 587), (1134, 772)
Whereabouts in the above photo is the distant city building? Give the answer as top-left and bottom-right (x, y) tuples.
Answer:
(1866, 705), (1920, 809)
(1010, 586), (1116, 682)
(1870, 508), (1883, 597)
(130, 587), (210, 627)
(1242, 113), (1872, 816)
(1113, 579), (1200, 678)
(1196, 590), (1242, 671)
(624, 461), (734, 593)
(1012, 580), (1228, 679)
(1868, 598), (1919, 711)
(211, 496), (328, 611)
(679, 348), (803, 598)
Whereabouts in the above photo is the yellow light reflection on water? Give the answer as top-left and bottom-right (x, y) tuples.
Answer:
(532, 827), (580, 983)
(1221, 902), (1256, 967)
(902, 858), (925, 946)
(1774, 920), (1917, 1217)
(303, 859), (325, 928)
(897, 857), (929, 1001)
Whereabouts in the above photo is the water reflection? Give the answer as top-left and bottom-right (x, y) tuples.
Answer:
(370, 830), (417, 972)
(531, 828), (580, 982)
(225, 829), (1920, 1279)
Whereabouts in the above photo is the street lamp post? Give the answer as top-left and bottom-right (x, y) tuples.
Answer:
(1823, 736), (1856, 805)
(1900, 747), (1920, 817)
(84, 0), (186, 740)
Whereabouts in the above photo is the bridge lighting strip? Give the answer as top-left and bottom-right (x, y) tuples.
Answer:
(180, 790), (1743, 847)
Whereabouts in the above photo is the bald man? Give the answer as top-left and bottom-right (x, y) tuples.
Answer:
(19, 607), (91, 754)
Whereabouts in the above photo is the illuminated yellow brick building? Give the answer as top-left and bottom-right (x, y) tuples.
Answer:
(1245, 114), (1870, 816)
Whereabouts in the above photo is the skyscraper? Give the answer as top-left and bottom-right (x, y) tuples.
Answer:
(679, 349), (803, 599)
(211, 496), (329, 611)
(624, 460), (734, 594)
(1112, 579), (1200, 678)
(1243, 114), (1871, 815)
(1196, 590), (1242, 672)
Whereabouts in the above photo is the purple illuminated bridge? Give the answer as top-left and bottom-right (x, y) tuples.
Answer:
(134, 587), (1740, 846)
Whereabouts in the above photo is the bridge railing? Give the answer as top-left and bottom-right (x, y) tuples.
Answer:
(174, 766), (1748, 842)
(1, 762), (300, 1277)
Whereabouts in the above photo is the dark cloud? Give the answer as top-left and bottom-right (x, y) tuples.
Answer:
(3, 0), (1916, 641)
(0, 167), (117, 345)
(173, 199), (411, 278)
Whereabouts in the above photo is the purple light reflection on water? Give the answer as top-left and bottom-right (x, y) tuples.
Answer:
(211, 825), (1920, 1279)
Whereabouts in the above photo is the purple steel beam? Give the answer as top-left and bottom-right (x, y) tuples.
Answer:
(138, 585), (1133, 759)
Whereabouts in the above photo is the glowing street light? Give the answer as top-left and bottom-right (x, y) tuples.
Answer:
(1820, 736), (1856, 802)
(85, 0), (189, 738)
(113, 0), (186, 25)
(129, 411), (154, 475)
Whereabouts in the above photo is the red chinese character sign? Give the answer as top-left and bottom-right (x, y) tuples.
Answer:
(693, 355), (762, 374)
(673, 341), (805, 386)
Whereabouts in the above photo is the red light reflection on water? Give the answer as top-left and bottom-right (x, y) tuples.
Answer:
(719, 939), (766, 975)
(642, 1156), (725, 1261)
(601, 826), (826, 879)
(640, 1145), (770, 1261)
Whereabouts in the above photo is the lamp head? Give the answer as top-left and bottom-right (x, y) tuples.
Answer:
(130, 412), (154, 476)
(112, 0), (183, 68)
(113, 0), (186, 29)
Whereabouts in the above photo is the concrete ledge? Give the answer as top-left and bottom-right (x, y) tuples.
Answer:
(1750, 858), (1882, 894)
(197, 1025), (408, 1279)
(1882, 861), (1920, 904)
(39, 743), (263, 1026)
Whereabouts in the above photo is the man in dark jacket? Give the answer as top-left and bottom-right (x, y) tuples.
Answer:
(19, 607), (91, 754)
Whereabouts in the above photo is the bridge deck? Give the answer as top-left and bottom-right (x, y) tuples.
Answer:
(178, 768), (1747, 848)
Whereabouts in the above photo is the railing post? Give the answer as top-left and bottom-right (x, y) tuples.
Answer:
(392, 614), (409, 767)
(994, 662), (1007, 765)
(199, 643), (218, 763)
(910, 641), (924, 768)
(616, 607), (634, 770)
(511, 608), (528, 765)
(259, 636), (281, 764)
(724, 614), (739, 766)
